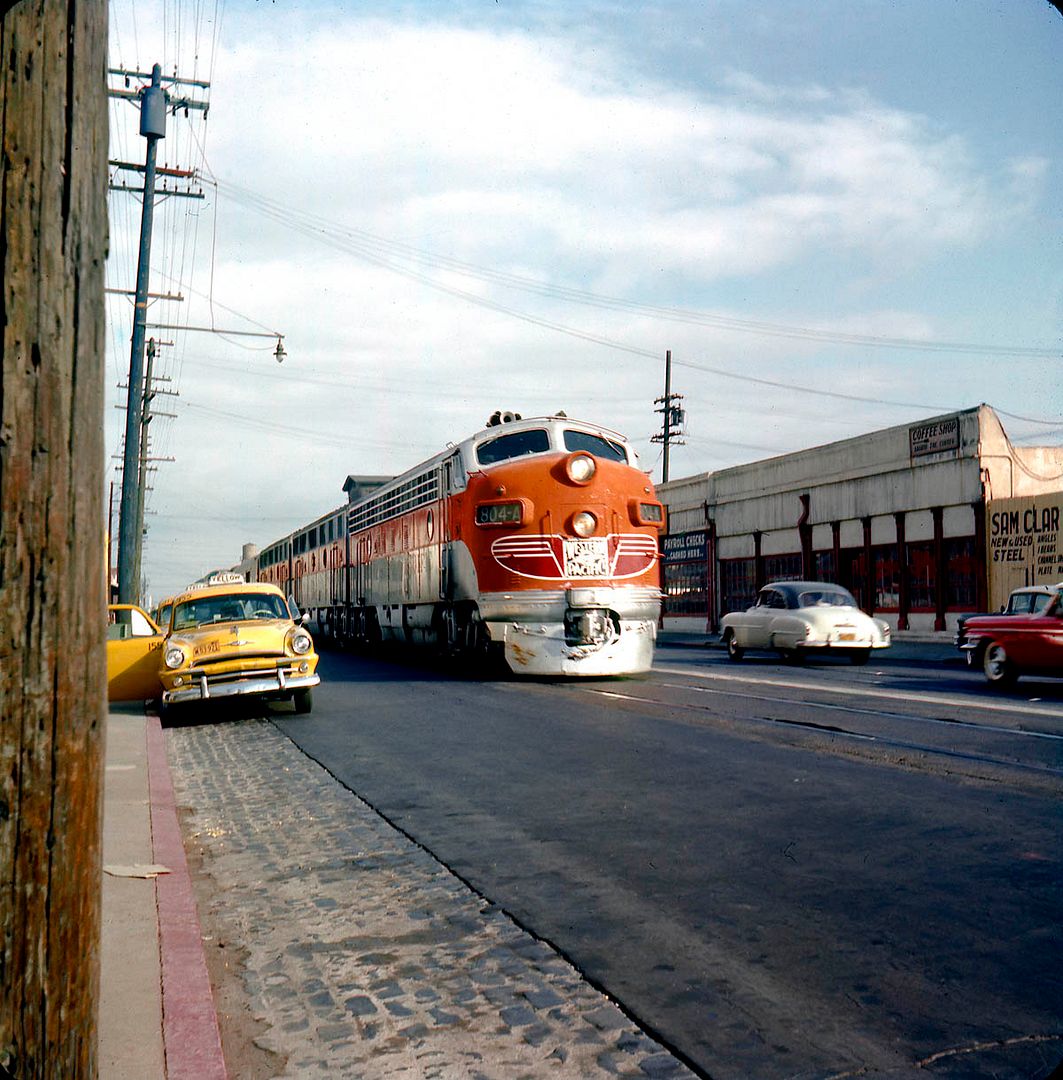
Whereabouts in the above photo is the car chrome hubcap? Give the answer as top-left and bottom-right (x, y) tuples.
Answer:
(985, 646), (1006, 679)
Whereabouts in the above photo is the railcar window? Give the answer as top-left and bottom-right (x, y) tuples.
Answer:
(348, 470), (441, 533)
(562, 430), (627, 462)
(476, 429), (550, 466)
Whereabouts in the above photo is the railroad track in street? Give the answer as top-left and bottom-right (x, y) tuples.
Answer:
(576, 661), (1063, 790)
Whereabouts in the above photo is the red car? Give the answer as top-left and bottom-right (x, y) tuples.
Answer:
(961, 588), (1063, 686)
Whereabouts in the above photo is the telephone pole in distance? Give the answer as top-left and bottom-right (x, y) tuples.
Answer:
(651, 349), (686, 484)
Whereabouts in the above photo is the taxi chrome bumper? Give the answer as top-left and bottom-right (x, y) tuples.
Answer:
(162, 671), (320, 704)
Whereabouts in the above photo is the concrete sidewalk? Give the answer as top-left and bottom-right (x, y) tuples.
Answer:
(100, 708), (226, 1079)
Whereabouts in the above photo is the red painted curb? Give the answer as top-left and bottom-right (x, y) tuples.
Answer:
(146, 716), (228, 1080)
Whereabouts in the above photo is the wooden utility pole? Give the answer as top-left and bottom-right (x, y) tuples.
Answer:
(651, 349), (686, 484)
(108, 64), (208, 605)
(1, 2), (109, 1077)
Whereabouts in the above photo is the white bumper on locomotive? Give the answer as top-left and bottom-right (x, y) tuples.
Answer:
(479, 586), (660, 676)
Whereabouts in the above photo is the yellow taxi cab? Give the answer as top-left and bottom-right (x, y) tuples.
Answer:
(161, 582), (320, 714)
(106, 582), (320, 714)
(151, 593), (177, 634)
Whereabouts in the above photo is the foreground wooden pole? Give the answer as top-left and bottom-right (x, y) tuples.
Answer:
(0, 2), (109, 1076)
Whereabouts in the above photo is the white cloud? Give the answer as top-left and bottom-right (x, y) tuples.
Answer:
(206, 19), (1008, 284)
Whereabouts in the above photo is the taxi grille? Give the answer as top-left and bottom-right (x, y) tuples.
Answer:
(199, 650), (285, 666)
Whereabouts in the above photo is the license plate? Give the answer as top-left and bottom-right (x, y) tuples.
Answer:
(838, 632), (856, 641)
(564, 538), (609, 578)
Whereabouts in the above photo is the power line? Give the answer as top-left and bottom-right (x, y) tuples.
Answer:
(214, 177), (1061, 361)
(206, 177), (1061, 426)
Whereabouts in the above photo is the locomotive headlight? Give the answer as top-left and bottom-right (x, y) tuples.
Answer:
(571, 511), (598, 537)
(164, 645), (186, 670)
(565, 453), (596, 484)
(290, 629), (313, 655)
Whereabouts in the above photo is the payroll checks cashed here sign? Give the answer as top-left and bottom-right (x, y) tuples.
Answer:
(987, 493), (1063, 610)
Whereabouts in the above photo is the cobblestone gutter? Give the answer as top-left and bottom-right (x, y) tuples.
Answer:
(167, 720), (695, 1079)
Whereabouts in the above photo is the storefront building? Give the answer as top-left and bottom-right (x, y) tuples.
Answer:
(659, 405), (1063, 635)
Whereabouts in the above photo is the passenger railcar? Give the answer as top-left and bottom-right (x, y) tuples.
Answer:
(288, 505), (347, 633)
(252, 413), (665, 676)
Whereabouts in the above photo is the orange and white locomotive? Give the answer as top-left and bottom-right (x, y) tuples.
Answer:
(255, 413), (665, 676)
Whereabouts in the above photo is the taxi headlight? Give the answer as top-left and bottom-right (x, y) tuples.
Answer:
(566, 453), (596, 484)
(164, 645), (186, 669)
(571, 511), (597, 537)
(291, 630), (312, 655)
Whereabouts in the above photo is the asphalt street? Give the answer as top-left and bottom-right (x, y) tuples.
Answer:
(175, 643), (1063, 1079)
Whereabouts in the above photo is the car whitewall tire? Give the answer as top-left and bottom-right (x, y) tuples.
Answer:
(982, 643), (1016, 687)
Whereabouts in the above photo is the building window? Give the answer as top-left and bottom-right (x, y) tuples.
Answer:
(763, 553), (802, 582)
(841, 549), (867, 608)
(945, 537), (978, 609)
(814, 551), (836, 582)
(661, 531), (709, 618)
(873, 544), (900, 610)
(663, 561), (707, 617)
(720, 558), (756, 614)
(908, 542), (936, 611)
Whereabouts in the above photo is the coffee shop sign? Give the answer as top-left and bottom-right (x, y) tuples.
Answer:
(909, 417), (959, 458)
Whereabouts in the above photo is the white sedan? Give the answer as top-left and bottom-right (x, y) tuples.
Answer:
(720, 581), (891, 665)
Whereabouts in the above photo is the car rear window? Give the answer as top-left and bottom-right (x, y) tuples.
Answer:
(797, 588), (858, 608)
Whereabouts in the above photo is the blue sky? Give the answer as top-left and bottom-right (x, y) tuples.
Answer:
(104, 0), (1062, 599)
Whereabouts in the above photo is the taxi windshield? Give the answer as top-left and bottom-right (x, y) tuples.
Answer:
(173, 592), (289, 630)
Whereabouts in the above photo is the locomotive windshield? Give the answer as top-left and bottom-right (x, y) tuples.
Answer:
(475, 426), (629, 467)
(563, 429), (627, 462)
(476, 428), (550, 466)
